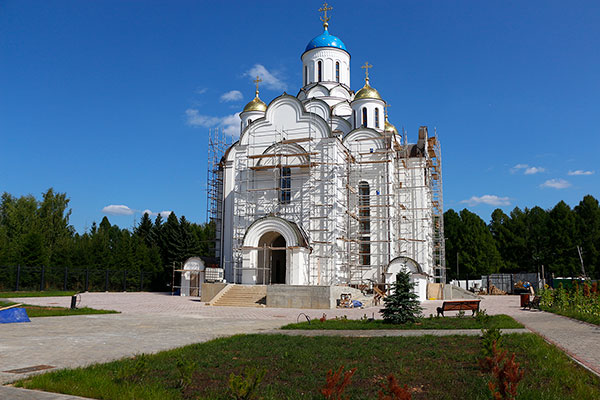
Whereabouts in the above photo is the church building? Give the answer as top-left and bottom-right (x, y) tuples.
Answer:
(211, 4), (445, 300)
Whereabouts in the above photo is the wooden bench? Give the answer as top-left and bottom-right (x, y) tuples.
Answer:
(525, 296), (541, 310)
(436, 300), (481, 317)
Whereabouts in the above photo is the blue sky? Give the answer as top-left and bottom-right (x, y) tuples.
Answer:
(1, 0), (599, 233)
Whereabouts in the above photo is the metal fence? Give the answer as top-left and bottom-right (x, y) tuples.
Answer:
(0, 265), (150, 292)
(481, 273), (542, 294)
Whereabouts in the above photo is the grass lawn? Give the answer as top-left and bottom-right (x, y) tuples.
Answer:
(0, 300), (118, 317)
(15, 333), (600, 400)
(281, 314), (523, 330)
(0, 290), (77, 298)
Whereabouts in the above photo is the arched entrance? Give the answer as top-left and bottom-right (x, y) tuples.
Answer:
(241, 216), (309, 285)
(256, 232), (287, 284)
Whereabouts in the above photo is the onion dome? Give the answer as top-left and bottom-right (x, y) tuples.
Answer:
(354, 83), (382, 101)
(384, 116), (399, 135)
(305, 29), (347, 53)
(243, 76), (267, 113)
(354, 62), (382, 101)
(243, 95), (267, 113)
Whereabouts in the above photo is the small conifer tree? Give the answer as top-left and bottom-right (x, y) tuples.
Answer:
(381, 270), (422, 323)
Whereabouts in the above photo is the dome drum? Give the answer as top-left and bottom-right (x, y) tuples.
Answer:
(302, 47), (350, 88)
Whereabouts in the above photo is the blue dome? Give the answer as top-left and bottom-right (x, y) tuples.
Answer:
(305, 29), (347, 53)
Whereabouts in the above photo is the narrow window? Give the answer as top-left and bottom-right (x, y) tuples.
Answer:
(335, 62), (340, 82)
(317, 61), (322, 82)
(374, 108), (379, 128)
(353, 110), (356, 128)
(248, 119), (252, 126)
(362, 107), (368, 127)
(279, 167), (291, 204)
(304, 65), (308, 86)
(358, 181), (370, 266)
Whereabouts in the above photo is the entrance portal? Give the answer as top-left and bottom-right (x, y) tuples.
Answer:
(256, 232), (287, 284)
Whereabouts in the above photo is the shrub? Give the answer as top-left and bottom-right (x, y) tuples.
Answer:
(228, 367), (266, 400)
(487, 347), (524, 400)
(378, 374), (412, 400)
(321, 365), (356, 400)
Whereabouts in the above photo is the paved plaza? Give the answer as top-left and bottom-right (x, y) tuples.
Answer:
(1, 292), (599, 398)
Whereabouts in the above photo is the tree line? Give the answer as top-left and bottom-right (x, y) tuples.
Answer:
(444, 194), (600, 280)
(0, 189), (215, 290)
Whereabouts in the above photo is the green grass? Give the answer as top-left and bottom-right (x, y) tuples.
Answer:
(541, 306), (600, 326)
(0, 290), (77, 298)
(15, 333), (600, 399)
(0, 300), (118, 317)
(281, 314), (523, 330)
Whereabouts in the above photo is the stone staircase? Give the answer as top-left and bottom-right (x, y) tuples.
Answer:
(211, 284), (267, 307)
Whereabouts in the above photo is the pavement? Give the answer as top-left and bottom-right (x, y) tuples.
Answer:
(1, 292), (599, 399)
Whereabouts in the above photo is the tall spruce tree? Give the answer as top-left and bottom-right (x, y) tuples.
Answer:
(178, 216), (201, 261)
(574, 195), (600, 278)
(135, 212), (154, 247)
(381, 270), (422, 324)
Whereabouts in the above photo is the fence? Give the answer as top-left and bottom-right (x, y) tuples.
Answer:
(481, 273), (542, 294)
(0, 265), (151, 292)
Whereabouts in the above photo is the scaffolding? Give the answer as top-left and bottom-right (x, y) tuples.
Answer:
(207, 127), (227, 263)
(427, 130), (446, 282)
(214, 109), (445, 286)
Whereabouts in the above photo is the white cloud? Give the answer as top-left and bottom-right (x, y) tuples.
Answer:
(142, 209), (172, 218)
(186, 108), (241, 137)
(460, 195), (511, 207)
(511, 164), (545, 175)
(221, 112), (241, 136)
(220, 90), (243, 102)
(540, 179), (571, 189)
(185, 109), (222, 127)
(195, 87), (208, 95)
(524, 166), (545, 175)
(568, 170), (595, 176)
(244, 64), (286, 91)
(102, 205), (136, 216)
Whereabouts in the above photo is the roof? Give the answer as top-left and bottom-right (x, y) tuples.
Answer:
(305, 29), (347, 53)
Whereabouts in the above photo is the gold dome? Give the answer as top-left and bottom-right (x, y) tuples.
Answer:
(384, 118), (398, 135)
(354, 83), (382, 101)
(242, 95), (267, 113)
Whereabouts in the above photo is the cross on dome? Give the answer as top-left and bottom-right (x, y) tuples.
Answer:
(253, 75), (262, 96)
(319, 2), (333, 29)
(361, 61), (373, 84)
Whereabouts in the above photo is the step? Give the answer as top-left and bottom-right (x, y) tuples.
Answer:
(212, 284), (267, 307)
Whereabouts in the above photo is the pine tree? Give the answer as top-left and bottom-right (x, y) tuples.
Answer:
(381, 270), (422, 324)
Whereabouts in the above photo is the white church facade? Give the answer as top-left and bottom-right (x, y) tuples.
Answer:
(211, 6), (445, 298)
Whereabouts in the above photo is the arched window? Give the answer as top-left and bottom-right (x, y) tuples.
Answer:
(362, 107), (368, 127)
(247, 118), (252, 127)
(358, 181), (370, 266)
(374, 108), (380, 128)
(317, 61), (322, 82)
(279, 167), (291, 204)
(304, 65), (308, 86)
(335, 62), (340, 82)
(353, 110), (356, 128)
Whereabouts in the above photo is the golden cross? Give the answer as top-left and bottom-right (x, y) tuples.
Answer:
(384, 103), (391, 118)
(319, 2), (332, 28)
(253, 75), (262, 95)
(361, 61), (372, 83)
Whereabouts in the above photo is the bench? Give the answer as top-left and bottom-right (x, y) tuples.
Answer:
(525, 295), (541, 310)
(436, 300), (481, 317)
